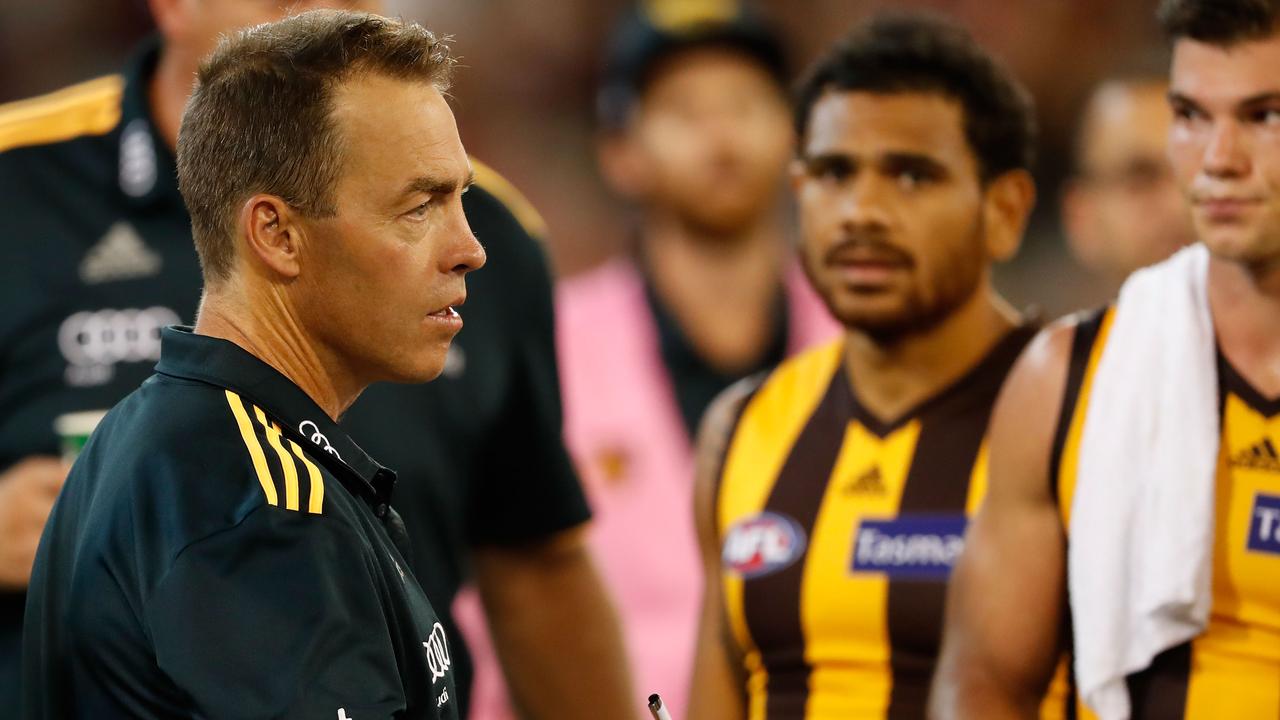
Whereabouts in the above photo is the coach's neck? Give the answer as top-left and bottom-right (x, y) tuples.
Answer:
(194, 281), (363, 422)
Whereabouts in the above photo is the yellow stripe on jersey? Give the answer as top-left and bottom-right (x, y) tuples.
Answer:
(804, 420), (921, 718)
(719, 338), (844, 720)
(289, 439), (325, 515)
(965, 441), (990, 517)
(1057, 308), (1116, 527)
(0, 75), (123, 153)
(224, 391), (278, 507)
(253, 406), (300, 512)
(471, 157), (549, 239)
(1181, 394), (1280, 717)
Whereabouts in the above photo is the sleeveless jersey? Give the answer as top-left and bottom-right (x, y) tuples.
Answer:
(1055, 308), (1280, 719)
(715, 328), (1036, 719)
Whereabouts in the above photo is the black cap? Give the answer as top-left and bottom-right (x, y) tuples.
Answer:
(597, 0), (788, 129)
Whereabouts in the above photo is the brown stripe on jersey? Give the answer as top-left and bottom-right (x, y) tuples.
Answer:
(1049, 308), (1109, 503)
(884, 327), (1036, 718)
(1126, 642), (1192, 720)
(741, 367), (856, 719)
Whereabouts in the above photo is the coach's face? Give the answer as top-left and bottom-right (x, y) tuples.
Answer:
(293, 74), (485, 385)
(1168, 31), (1280, 268)
(793, 91), (1026, 340)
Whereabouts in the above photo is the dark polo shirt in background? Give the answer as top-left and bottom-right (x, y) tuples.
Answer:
(0, 38), (589, 712)
(24, 327), (458, 718)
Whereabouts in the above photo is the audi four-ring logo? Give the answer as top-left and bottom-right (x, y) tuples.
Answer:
(298, 420), (342, 460)
(423, 622), (451, 683)
(57, 307), (180, 367)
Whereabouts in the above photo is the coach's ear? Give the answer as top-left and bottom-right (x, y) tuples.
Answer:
(983, 168), (1036, 262)
(239, 195), (302, 280)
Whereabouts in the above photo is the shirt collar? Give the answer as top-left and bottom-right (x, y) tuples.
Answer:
(118, 35), (184, 211)
(154, 326), (397, 504)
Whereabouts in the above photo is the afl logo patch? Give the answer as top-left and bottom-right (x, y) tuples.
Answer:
(721, 512), (807, 579)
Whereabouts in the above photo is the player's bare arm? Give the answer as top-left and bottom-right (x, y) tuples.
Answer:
(687, 378), (760, 720)
(472, 526), (638, 720)
(929, 321), (1076, 719)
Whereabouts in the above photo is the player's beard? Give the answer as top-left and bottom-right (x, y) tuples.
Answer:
(804, 214), (988, 345)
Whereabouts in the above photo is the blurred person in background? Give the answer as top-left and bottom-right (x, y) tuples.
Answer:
(933, 0), (1280, 717)
(687, 13), (1054, 720)
(1061, 63), (1195, 291)
(0, 1), (635, 718)
(455, 1), (836, 718)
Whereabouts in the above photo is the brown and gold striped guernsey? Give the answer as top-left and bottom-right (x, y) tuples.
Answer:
(1054, 307), (1280, 719)
(715, 326), (1038, 720)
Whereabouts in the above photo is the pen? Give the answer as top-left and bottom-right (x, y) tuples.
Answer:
(647, 693), (673, 720)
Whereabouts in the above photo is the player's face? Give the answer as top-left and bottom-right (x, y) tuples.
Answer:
(794, 91), (1004, 340)
(626, 47), (793, 236)
(293, 74), (485, 385)
(1065, 82), (1193, 277)
(1168, 32), (1280, 268)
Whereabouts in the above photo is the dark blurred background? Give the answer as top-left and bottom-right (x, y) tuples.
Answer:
(0, 0), (1172, 316)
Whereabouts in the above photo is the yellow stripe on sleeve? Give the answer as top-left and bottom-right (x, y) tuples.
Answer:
(223, 390), (278, 507)
(1057, 308), (1117, 525)
(253, 406), (300, 511)
(289, 440), (325, 515)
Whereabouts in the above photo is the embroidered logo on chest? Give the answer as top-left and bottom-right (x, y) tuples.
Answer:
(721, 512), (807, 579)
(850, 514), (968, 580)
(1248, 493), (1280, 555)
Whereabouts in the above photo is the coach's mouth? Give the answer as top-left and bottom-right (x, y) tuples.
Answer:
(426, 294), (466, 322)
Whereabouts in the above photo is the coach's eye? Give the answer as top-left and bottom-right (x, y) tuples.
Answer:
(406, 199), (433, 219)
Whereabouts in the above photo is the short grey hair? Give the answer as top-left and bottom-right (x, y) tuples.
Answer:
(176, 10), (455, 282)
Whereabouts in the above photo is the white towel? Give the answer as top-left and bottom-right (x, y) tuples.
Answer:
(1068, 244), (1220, 720)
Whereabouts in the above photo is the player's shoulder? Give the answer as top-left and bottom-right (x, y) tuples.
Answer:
(1015, 306), (1113, 390)
(0, 74), (124, 155)
(698, 338), (844, 463)
(751, 336), (845, 415)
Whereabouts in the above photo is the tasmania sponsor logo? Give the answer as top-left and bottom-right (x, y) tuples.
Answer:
(1248, 493), (1280, 555)
(721, 511), (807, 579)
(850, 514), (968, 580)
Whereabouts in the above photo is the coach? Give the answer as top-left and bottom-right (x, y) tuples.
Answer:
(23, 11), (483, 718)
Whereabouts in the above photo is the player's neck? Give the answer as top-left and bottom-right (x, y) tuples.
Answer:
(1208, 253), (1280, 399)
(148, 47), (195, 151)
(642, 214), (788, 372)
(843, 285), (1020, 425)
(193, 284), (365, 422)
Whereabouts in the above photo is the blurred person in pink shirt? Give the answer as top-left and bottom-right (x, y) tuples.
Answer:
(455, 1), (836, 718)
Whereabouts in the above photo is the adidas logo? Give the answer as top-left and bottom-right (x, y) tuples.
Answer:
(80, 221), (162, 284)
(844, 466), (886, 495)
(1231, 437), (1280, 473)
